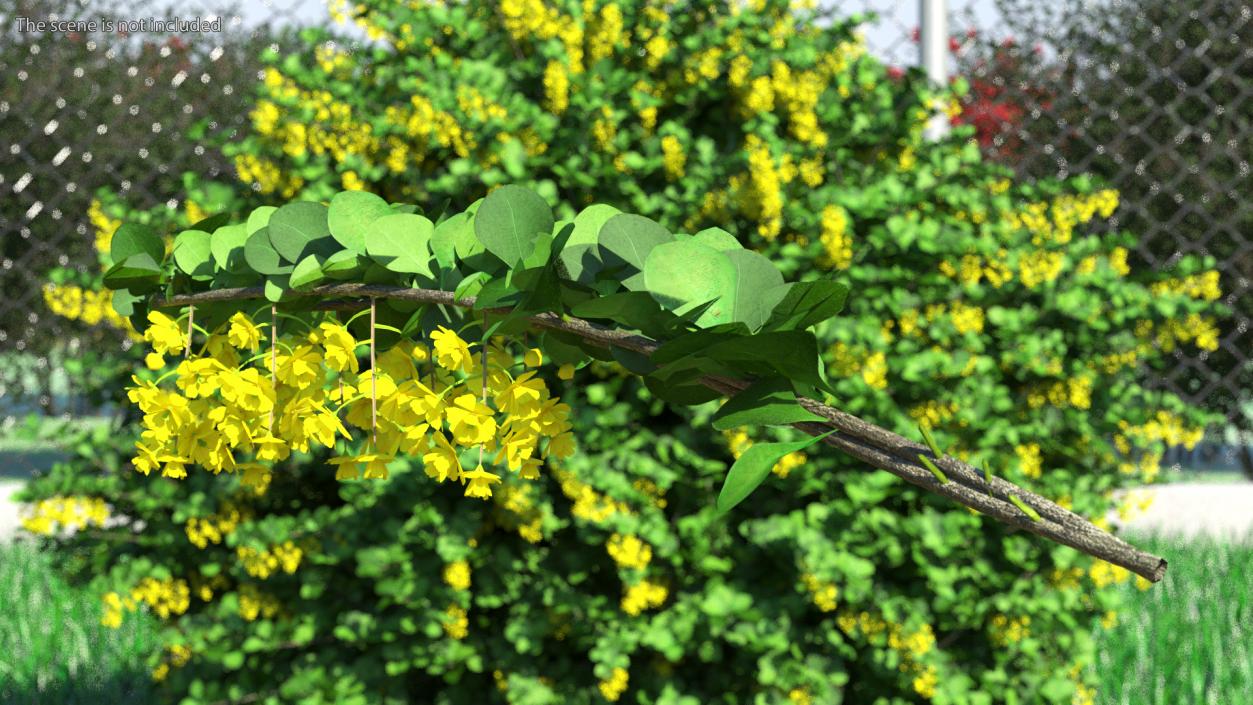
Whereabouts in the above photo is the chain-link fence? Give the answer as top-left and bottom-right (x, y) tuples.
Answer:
(1, 0), (1249, 469)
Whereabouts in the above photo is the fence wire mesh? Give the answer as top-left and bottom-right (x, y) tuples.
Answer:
(0, 0), (1249, 471)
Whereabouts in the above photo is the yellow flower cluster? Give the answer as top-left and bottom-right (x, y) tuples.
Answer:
(150, 643), (192, 682)
(589, 106), (620, 155)
(543, 60), (570, 115)
(907, 400), (959, 428)
(621, 578), (668, 615)
(683, 47), (722, 84)
(948, 301), (986, 335)
(817, 204), (852, 268)
(88, 197), (121, 255)
(800, 572), (838, 612)
(443, 603), (469, 639)
(443, 560), (471, 591)
(314, 42), (352, 75)
(1048, 566), (1084, 591)
(42, 283), (141, 337)
(598, 666), (630, 701)
(554, 467), (634, 522)
(456, 86), (509, 124)
(731, 135), (784, 239)
(1005, 189), (1118, 246)
(1117, 411), (1205, 451)
(1016, 249), (1066, 288)
(859, 351), (888, 389)
(723, 429), (807, 478)
(588, 3), (626, 62)
(102, 577), (191, 627)
(837, 609), (937, 695)
(1014, 443), (1042, 480)
(1153, 313), (1222, 352)
(989, 613), (1031, 645)
(606, 533), (652, 570)
(21, 495), (109, 535)
(127, 313), (575, 504)
(1087, 559), (1132, 590)
(1112, 488), (1155, 522)
(1026, 374), (1093, 410)
(770, 61), (827, 147)
(185, 503), (248, 549)
(788, 688), (812, 705)
(494, 480), (546, 542)
(1150, 270), (1222, 301)
(939, 249), (1013, 288)
(233, 154), (304, 198)
(660, 135), (685, 179)
(631, 477), (667, 509)
(236, 540), (303, 579)
(238, 583), (281, 621)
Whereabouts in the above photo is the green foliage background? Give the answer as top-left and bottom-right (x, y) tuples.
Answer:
(22, 1), (1228, 703)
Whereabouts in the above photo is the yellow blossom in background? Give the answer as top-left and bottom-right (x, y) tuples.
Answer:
(661, 135), (685, 179)
(598, 667), (629, 701)
(607, 533), (652, 570)
(818, 204), (852, 268)
(21, 495), (109, 536)
(621, 579), (667, 615)
(442, 604), (469, 639)
(444, 560), (471, 591)
(1014, 443), (1042, 479)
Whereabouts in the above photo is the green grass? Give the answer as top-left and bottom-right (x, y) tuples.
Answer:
(0, 540), (158, 705)
(1092, 528), (1253, 705)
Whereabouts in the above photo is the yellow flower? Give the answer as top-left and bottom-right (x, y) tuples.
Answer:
(310, 322), (359, 372)
(598, 666), (629, 701)
(558, 363), (575, 380)
(443, 560), (471, 591)
(274, 345), (324, 389)
(461, 463), (502, 500)
(144, 311), (187, 356)
(422, 432), (463, 483)
(227, 312), (263, 351)
(432, 326), (474, 372)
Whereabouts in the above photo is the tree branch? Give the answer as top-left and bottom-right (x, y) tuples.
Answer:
(151, 284), (1167, 581)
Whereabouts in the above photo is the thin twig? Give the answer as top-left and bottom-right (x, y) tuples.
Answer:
(149, 284), (1167, 581)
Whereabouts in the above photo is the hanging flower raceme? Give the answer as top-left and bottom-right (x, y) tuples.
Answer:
(124, 307), (576, 502)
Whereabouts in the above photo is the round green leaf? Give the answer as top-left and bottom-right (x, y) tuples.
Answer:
(246, 206), (277, 236)
(692, 227), (743, 251)
(244, 228), (292, 276)
(473, 184), (554, 267)
(173, 229), (213, 278)
(559, 204), (620, 283)
(321, 249), (365, 280)
(644, 239), (737, 327)
(366, 213), (435, 276)
(268, 201), (332, 263)
(724, 249), (785, 332)
(430, 213), (464, 270)
(599, 213), (674, 274)
(210, 223), (250, 272)
(328, 190), (393, 254)
(109, 222), (163, 266)
(289, 254), (327, 290)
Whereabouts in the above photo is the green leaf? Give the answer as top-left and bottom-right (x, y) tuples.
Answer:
(289, 254), (326, 289)
(599, 213), (673, 276)
(328, 190), (392, 254)
(569, 291), (680, 339)
(703, 331), (824, 388)
(431, 211), (467, 269)
(102, 252), (162, 289)
(264, 275), (290, 303)
(172, 229), (213, 278)
(711, 377), (827, 430)
(692, 227), (742, 251)
(716, 431), (834, 513)
(762, 280), (850, 332)
(244, 228), (293, 275)
(559, 204), (620, 284)
(210, 223), (250, 272)
(454, 272), (491, 301)
(268, 201), (335, 262)
(644, 376), (724, 406)
(644, 239), (736, 327)
(366, 213), (435, 276)
(109, 222), (163, 266)
(246, 206), (277, 235)
(474, 184), (554, 267)
(321, 249), (365, 280)
(111, 287), (146, 318)
(724, 249), (785, 332)
(188, 211), (232, 233)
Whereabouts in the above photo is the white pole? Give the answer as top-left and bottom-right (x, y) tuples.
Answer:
(920, 0), (950, 139)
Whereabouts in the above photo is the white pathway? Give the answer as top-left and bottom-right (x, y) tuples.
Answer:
(2, 479), (1251, 544)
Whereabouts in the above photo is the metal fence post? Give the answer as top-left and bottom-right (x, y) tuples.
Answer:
(920, 0), (950, 139)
